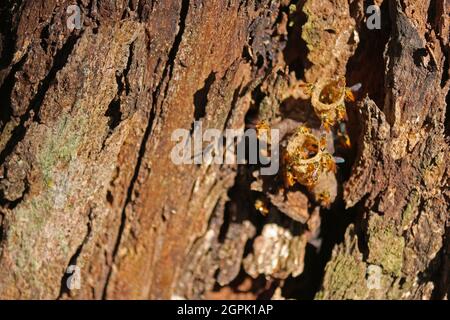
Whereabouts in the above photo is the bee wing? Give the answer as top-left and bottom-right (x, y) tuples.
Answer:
(349, 83), (362, 92)
(334, 156), (345, 164)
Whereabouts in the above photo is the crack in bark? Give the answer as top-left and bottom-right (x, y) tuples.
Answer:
(38, 5), (60, 54)
(0, 0), (24, 69)
(0, 52), (28, 132)
(194, 72), (216, 121)
(103, 40), (135, 144)
(101, 0), (190, 299)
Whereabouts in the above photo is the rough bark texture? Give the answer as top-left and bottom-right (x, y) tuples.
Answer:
(0, 0), (448, 300)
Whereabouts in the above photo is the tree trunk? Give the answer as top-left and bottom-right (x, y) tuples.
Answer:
(0, 0), (448, 300)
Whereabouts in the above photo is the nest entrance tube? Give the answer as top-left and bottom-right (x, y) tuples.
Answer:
(312, 78), (346, 112)
(287, 131), (321, 164)
(319, 80), (345, 104)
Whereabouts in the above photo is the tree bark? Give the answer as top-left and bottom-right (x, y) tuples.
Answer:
(0, 0), (448, 300)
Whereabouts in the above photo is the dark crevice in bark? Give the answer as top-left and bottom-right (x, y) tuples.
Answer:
(0, 33), (81, 167)
(159, 0), (190, 102)
(40, 23), (51, 52)
(121, 0), (135, 19)
(283, 192), (360, 300)
(0, 52), (28, 131)
(215, 269), (280, 300)
(283, 0), (308, 79)
(105, 98), (122, 132)
(426, 0), (437, 26)
(39, 6), (60, 54)
(104, 73), (124, 133)
(346, 0), (391, 107)
(194, 72), (216, 121)
(441, 50), (449, 85)
(427, 239), (448, 299)
(102, 0), (190, 298)
(281, 245), (324, 299)
(58, 208), (94, 299)
(104, 42), (134, 134)
(136, 0), (152, 22)
(0, 0), (23, 69)
(217, 205), (232, 244)
(207, 165), (274, 298)
(123, 43), (133, 95)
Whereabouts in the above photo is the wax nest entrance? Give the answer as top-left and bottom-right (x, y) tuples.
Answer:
(283, 128), (334, 188)
(311, 78), (347, 128)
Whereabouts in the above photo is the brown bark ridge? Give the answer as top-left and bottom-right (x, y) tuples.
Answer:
(0, 0), (448, 300)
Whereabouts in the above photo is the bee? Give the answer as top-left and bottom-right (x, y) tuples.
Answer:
(255, 120), (273, 160)
(255, 198), (270, 216)
(337, 122), (351, 149)
(317, 191), (332, 208)
(296, 125), (312, 135)
(282, 151), (296, 188)
(336, 104), (348, 122)
(297, 82), (314, 100)
(320, 115), (334, 132)
(283, 169), (296, 188)
(319, 133), (328, 152)
(320, 152), (337, 173)
(345, 83), (362, 102)
(256, 120), (271, 139)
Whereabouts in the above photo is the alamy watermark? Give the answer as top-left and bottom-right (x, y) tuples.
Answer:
(66, 265), (81, 290)
(65, 4), (380, 31)
(366, 5), (381, 30)
(67, 5), (82, 31)
(170, 121), (280, 175)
